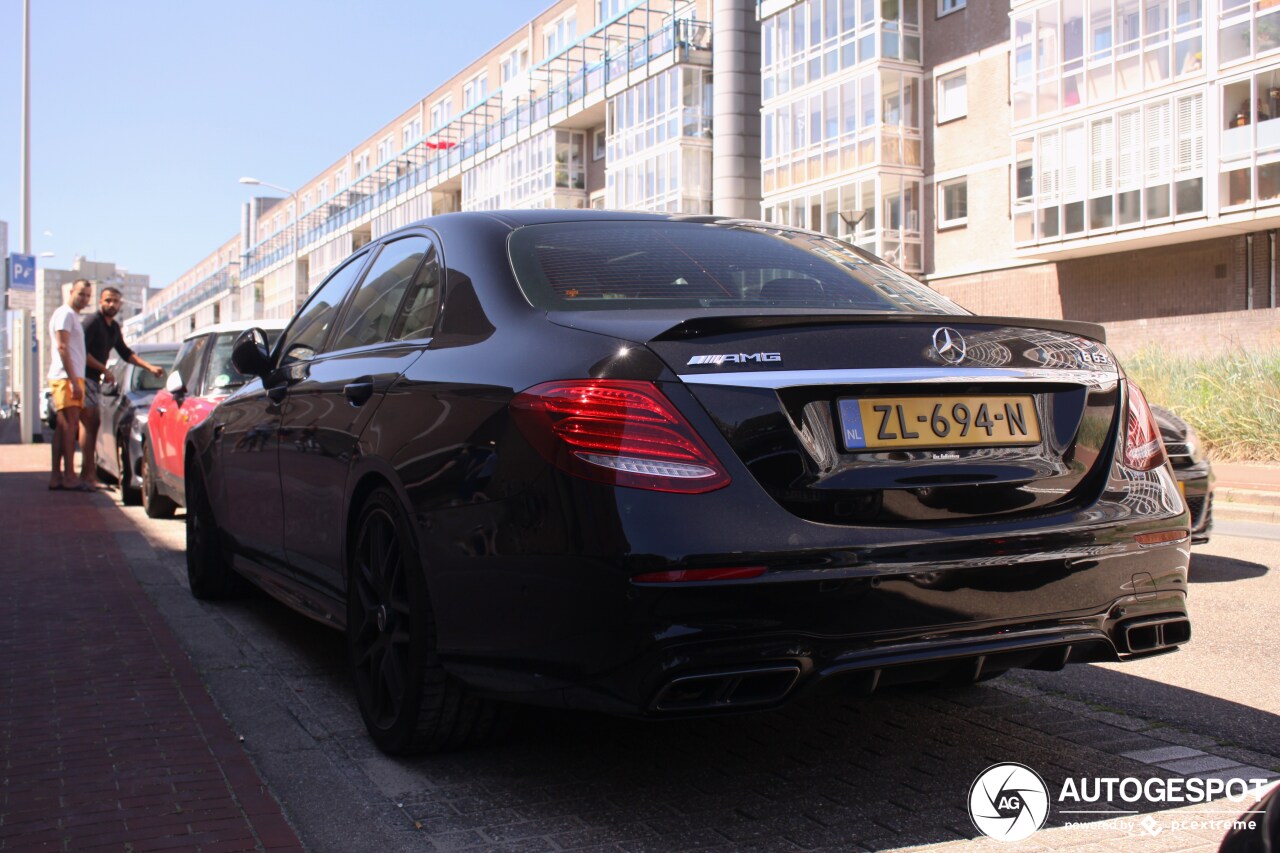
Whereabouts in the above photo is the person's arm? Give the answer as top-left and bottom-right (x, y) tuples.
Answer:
(55, 330), (82, 401)
(86, 354), (114, 385)
(127, 352), (164, 378)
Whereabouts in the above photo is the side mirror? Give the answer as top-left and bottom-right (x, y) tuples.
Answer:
(232, 328), (273, 379)
(165, 371), (186, 396)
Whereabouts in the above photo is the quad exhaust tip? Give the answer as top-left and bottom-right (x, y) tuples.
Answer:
(652, 665), (801, 712)
(1122, 615), (1191, 654)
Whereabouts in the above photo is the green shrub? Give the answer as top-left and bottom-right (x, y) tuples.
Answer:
(1123, 349), (1280, 462)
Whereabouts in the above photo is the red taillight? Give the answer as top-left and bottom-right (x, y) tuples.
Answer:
(1122, 382), (1167, 471)
(510, 380), (731, 494)
(632, 566), (766, 583)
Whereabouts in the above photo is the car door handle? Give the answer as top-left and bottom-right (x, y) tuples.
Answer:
(344, 381), (374, 406)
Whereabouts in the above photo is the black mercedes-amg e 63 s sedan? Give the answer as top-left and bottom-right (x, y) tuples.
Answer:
(186, 211), (1191, 754)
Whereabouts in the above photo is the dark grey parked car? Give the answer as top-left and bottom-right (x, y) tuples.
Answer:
(1152, 405), (1214, 544)
(96, 342), (180, 505)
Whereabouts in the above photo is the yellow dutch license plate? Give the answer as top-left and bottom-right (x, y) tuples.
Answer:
(838, 395), (1042, 451)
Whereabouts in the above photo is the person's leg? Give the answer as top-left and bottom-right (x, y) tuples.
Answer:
(79, 400), (101, 485)
(49, 381), (69, 488)
(54, 408), (80, 487)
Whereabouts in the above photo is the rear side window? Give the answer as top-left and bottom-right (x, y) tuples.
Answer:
(390, 244), (442, 341)
(508, 221), (964, 315)
(329, 236), (431, 351)
(278, 252), (368, 365)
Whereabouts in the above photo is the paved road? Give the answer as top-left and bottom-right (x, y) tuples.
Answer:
(104, 491), (1277, 852)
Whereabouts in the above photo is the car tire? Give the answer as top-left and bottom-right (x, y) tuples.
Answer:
(346, 486), (508, 755)
(185, 463), (242, 600)
(141, 440), (176, 519)
(119, 443), (142, 506)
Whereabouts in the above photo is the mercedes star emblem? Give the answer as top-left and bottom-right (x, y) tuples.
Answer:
(933, 327), (967, 364)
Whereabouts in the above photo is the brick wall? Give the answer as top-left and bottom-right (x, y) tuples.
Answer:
(931, 231), (1280, 323)
(1104, 307), (1280, 360)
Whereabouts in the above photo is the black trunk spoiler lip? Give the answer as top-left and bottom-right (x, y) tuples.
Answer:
(546, 310), (1107, 346)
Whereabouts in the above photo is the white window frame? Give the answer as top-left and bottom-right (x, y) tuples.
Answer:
(544, 12), (577, 57)
(376, 135), (394, 165)
(598, 0), (625, 23)
(938, 0), (965, 17)
(500, 45), (529, 84)
(430, 97), (454, 131)
(936, 69), (967, 124)
(938, 177), (968, 228)
(402, 118), (422, 149)
(593, 127), (607, 160)
(463, 73), (489, 109)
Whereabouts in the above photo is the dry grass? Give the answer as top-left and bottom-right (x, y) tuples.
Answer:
(1124, 349), (1280, 462)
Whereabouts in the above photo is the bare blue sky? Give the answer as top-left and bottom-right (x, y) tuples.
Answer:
(1, 0), (551, 288)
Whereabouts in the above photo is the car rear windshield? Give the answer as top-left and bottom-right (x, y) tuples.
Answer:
(508, 221), (965, 315)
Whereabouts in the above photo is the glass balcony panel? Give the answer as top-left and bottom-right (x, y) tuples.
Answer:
(1223, 165), (1253, 205)
(1258, 160), (1280, 200)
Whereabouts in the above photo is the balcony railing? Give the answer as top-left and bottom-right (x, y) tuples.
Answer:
(241, 6), (710, 279)
(135, 264), (239, 335)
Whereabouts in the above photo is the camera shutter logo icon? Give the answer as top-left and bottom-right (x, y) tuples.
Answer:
(968, 763), (1051, 841)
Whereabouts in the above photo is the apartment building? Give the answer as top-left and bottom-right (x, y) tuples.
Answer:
(134, 0), (731, 341)
(133, 0), (1279, 349)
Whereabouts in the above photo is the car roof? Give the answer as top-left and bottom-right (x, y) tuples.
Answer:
(128, 342), (182, 354)
(378, 209), (759, 240)
(183, 318), (289, 341)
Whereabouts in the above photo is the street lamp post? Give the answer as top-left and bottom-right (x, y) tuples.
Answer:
(239, 177), (302, 317)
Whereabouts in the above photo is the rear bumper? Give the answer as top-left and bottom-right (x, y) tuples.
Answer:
(433, 527), (1190, 716)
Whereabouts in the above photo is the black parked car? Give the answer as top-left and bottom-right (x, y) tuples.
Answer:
(187, 211), (1193, 755)
(1152, 405), (1214, 544)
(96, 343), (180, 505)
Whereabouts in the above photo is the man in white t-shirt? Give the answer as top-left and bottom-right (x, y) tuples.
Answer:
(48, 279), (94, 491)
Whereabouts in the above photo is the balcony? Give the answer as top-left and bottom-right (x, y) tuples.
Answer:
(135, 264), (238, 336)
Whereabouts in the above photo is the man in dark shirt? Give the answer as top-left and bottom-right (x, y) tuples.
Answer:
(80, 286), (165, 489)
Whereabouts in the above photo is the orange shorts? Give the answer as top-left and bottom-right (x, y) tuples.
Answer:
(50, 378), (85, 412)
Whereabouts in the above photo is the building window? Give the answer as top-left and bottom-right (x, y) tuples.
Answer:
(430, 97), (453, 131)
(937, 69), (967, 123)
(463, 73), (489, 109)
(1220, 0), (1280, 66)
(593, 127), (607, 160)
(1012, 0), (1204, 125)
(402, 118), (422, 149)
(939, 0), (965, 15)
(939, 178), (968, 227)
(1221, 69), (1280, 209)
(544, 12), (577, 57)
(1012, 90), (1205, 246)
(500, 46), (528, 84)
(376, 136), (394, 165)
(598, 0), (625, 23)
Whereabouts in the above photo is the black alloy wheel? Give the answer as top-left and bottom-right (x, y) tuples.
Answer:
(185, 464), (242, 600)
(141, 440), (176, 519)
(119, 443), (141, 505)
(346, 486), (507, 755)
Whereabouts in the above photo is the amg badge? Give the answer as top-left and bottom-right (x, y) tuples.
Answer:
(687, 353), (783, 366)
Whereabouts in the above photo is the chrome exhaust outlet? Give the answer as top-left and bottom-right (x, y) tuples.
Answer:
(1122, 615), (1191, 653)
(651, 665), (801, 712)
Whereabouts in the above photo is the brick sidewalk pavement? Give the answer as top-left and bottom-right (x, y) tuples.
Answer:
(0, 444), (303, 852)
